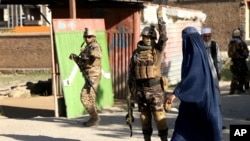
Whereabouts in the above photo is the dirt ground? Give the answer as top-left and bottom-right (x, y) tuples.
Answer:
(0, 96), (55, 118)
(0, 95), (128, 119)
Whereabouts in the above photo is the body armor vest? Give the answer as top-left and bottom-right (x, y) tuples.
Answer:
(76, 42), (101, 78)
(134, 44), (160, 79)
(79, 42), (101, 69)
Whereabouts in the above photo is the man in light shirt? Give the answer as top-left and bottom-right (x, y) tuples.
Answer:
(201, 27), (223, 80)
(201, 27), (226, 130)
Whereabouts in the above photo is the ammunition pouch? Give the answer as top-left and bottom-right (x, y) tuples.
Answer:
(140, 66), (147, 79)
(147, 65), (155, 78)
(135, 65), (160, 79)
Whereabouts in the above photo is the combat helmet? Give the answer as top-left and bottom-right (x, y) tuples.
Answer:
(83, 28), (96, 37)
(141, 25), (157, 39)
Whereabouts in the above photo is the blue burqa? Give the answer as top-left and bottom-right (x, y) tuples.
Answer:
(171, 27), (222, 141)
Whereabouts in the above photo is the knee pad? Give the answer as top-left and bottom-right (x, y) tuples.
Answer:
(153, 111), (166, 121)
(153, 111), (167, 130)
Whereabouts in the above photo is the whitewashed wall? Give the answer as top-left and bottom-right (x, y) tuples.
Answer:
(141, 4), (206, 85)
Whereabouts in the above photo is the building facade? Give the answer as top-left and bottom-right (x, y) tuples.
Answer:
(0, 4), (51, 29)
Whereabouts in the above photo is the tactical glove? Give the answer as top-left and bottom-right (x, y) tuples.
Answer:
(80, 53), (89, 60)
(69, 53), (77, 60)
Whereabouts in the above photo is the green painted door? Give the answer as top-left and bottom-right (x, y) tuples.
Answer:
(52, 19), (114, 118)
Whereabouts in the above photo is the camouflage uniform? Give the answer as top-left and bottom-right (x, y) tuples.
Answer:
(228, 38), (249, 94)
(127, 7), (168, 141)
(70, 31), (102, 127)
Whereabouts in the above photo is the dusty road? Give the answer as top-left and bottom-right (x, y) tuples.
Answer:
(1, 81), (250, 141)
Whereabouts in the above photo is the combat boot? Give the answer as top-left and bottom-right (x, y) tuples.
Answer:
(235, 89), (245, 94)
(159, 128), (168, 141)
(142, 128), (152, 141)
(245, 89), (250, 94)
(160, 136), (168, 141)
(238, 85), (245, 94)
(82, 116), (101, 127)
(143, 135), (151, 141)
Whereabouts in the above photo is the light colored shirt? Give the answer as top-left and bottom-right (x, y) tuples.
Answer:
(204, 40), (222, 74)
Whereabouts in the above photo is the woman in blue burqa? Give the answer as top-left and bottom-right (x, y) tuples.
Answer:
(167, 26), (222, 141)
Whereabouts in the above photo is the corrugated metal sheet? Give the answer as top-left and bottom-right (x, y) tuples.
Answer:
(108, 32), (134, 99)
(107, 11), (139, 98)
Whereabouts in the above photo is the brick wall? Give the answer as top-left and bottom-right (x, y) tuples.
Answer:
(0, 33), (52, 72)
(168, 2), (241, 51)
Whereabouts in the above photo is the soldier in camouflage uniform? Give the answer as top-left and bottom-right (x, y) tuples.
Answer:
(127, 6), (169, 141)
(228, 29), (249, 94)
(69, 28), (102, 127)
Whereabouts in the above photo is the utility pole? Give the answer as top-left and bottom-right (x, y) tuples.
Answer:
(69, 0), (76, 19)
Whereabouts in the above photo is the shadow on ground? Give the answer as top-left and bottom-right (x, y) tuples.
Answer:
(1, 106), (54, 118)
(0, 134), (80, 141)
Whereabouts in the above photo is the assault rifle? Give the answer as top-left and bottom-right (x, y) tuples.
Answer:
(81, 69), (97, 94)
(69, 53), (97, 94)
(125, 87), (135, 137)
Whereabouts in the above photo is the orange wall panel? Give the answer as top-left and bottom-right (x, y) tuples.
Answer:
(14, 26), (50, 33)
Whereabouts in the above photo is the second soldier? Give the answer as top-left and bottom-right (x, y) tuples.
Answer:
(127, 6), (169, 141)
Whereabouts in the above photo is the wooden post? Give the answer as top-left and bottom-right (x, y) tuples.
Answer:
(50, 24), (59, 117)
(69, 0), (76, 19)
(133, 11), (140, 51)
